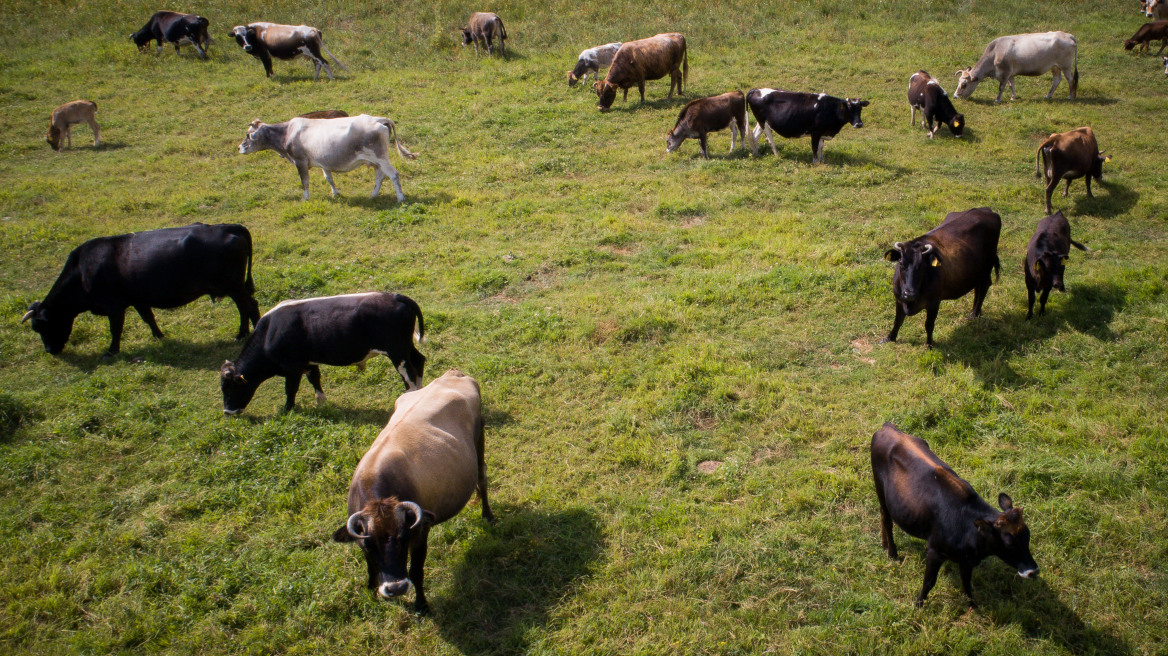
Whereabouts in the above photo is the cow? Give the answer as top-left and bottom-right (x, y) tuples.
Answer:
(22, 224), (259, 357)
(881, 208), (1002, 348)
(871, 423), (1038, 608)
(130, 11), (211, 58)
(665, 91), (752, 159)
(907, 70), (964, 138)
(954, 32), (1078, 102)
(45, 100), (100, 152)
(219, 292), (425, 415)
(567, 42), (622, 87)
(1149, 0), (1168, 19)
(1125, 21), (1168, 55)
(298, 110), (348, 119)
(1025, 211), (1089, 319)
(746, 88), (869, 164)
(333, 369), (493, 615)
(238, 114), (418, 202)
(229, 23), (347, 80)
(461, 12), (507, 57)
(1164, 54), (1168, 73)
(595, 33), (688, 111)
(1035, 127), (1110, 215)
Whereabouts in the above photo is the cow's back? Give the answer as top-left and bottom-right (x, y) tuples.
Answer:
(610, 33), (685, 84)
(923, 208), (1001, 297)
(872, 423), (975, 537)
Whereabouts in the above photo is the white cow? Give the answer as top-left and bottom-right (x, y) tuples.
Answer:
(954, 32), (1078, 102)
(567, 42), (622, 87)
(238, 114), (418, 202)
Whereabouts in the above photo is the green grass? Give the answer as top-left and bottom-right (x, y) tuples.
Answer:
(1, 0), (1166, 653)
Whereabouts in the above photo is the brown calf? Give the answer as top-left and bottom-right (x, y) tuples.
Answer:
(1125, 21), (1168, 54)
(1035, 127), (1110, 214)
(46, 100), (100, 151)
(595, 33), (688, 111)
(666, 91), (753, 159)
(461, 12), (507, 57)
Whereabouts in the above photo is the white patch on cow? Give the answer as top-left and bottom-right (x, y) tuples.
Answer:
(817, 92), (826, 99)
(813, 103), (817, 109)
(266, 292), (383, 315)
(378, 580), (413, 599)
(756, 88), (777, 99)
(927, 79), (939, 86)
(397, 361), (419, 390)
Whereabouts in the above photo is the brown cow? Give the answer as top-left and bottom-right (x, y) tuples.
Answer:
(1125, 21), (1168, 54)
(595, 33), (688, 111)
(666, 91), (753, 159)
(461, 12), (507, 57)
(1035, 127), (1110, 214)
(46, 100), (100, 151)
(1024, 211), (1089, 319)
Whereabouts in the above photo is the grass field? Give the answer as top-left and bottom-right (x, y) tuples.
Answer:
(1, 0), (1167, 653)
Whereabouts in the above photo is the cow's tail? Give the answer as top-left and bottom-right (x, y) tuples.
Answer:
(378, 117), (418, 160)
(1070, 239), (1090, 252)
(241, 227), (255, 294)
(743, 93), (758, 156)
(398, 294), (425, 343)
(320, 40), (349, 72)
(1070, 45), (1079, 99)
(993, 255), (1001, 283)
(682, 44), (689, 93)
(1035, 141), (1048, 180)
(498, 17), (507, 40)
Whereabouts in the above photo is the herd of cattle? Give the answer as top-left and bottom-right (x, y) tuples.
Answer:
(20, 4), (1162, 614)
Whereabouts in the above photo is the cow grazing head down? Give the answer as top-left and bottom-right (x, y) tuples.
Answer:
(948, 113), (965, 137)
(22, 302), (71, 355)
(220, 360), (260, 415)
(334, 497), (436, 600)
(594, 81), (619, 111)
(130, 28), (152, 52)
(45, 125), (62, 151)
(977, 494), (1039, 579)
(460, 28), (473, 46)
(953, 68), (980, 99)
(884, 241), (939, 303)
(844, 98), (869, 128)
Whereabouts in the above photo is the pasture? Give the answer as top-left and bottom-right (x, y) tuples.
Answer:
(1, 0), (1166, 653)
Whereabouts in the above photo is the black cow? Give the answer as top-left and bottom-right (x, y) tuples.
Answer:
(22, 224), (259, 357)
(882, 208), (1002, 348)
(1025, 211), (1089, 319)
(220, 292), (425, 414)
(907, 70), (964, 138)
(871, 423), (1039, 607)
(746, 88), (868, 163)
(130, 11), (211, 59)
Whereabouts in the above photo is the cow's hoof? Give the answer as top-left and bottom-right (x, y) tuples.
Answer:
(878, 336), (895, 345)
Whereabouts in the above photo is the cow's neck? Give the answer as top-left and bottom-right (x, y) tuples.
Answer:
(258, 123), (291, 159)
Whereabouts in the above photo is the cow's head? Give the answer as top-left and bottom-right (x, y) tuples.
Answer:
(884, 240), (940, 304)
(595, 81), (617, 111)
(230, 25), (255, 52)
(1032, 248), (1070, 293)
(1092, 151), (1112, 182)
(953, 68), (980, 99)
(845, 98), (869, 128)
(665, 126), (686, 153)
(567, 71), (579, 87)
(237, 120), (266, 155)
(949, 113), (965, 137)
(461, 28), (473, 45)
(220, 360), (259, 415)
(334, 497), (436, 600)
(45, 125), (62, 151)
(22, 301), (72, 355)
(1125, 38), (1139, 51)
(129, 28), (152, 52)
(975, 494), (1039, 580)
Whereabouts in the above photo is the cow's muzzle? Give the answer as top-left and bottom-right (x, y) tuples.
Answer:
(223, 408), (242, 416)
(377, 579), (412, 599)
(852, 121), (864, 128)
(1018, 567), (1038, 579)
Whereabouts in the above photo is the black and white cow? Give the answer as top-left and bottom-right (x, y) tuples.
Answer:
(220, 292), (426, 414)
(131, 11), (212, 58)
(746, 88), (869, 163)
(229, 22), (347, 80)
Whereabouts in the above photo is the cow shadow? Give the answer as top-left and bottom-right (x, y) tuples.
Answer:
(1069, 179), (1138, 218)
(435, 504), (604, 655)
(606, 96), (687, 113)
(93, 142), (129, 151)
(304, 404), (391, 427)
(1063, 96), (1120, 106)
(130, 336), (243, 370)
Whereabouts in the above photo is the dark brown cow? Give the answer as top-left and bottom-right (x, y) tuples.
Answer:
(665, 91), (752, 159)
(1125, 21), (1168, 54)
(298, 110), (348, 119)
(1024, 211), (1089, 319)
(595, 33), (688, 111)
(130, 11), (212, 58)
(907, 70), (964, 138)
(1035, 127), (1110, 214)
(871, 423), (1038, 608)
(881, 208), (1002, 348)
(461, 12), (507, 56)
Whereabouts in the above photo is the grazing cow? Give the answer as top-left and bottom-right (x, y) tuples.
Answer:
(1164, 54), (1168, 73)
(746, 88), (869, 164)
(871, 423), (1038, 608)
(907, 70), (964, 138)
(1149, 0), (1168, 19)
(461, 12), (507, 56)
(955, 32), (1078, 102)
(229, 23), (347, 80)
(220, 292), (425, 414)
(567, 42), (622, 87)
(333, 369), (493, 614)
(595, 33), (688, 111)
(1125, 21), (1168, 55)
(881, 208), (1002, 348)
(1035, 127), (1110, 215)
(45, 100), (100, 151)
(1025, 211), (1089, 319)
(238, 114), (418, 202)
(299, 110), (348, 119)
(666, 91), (753, 159)
(130, 11), (211, 58)
(22, 224), (259, 357)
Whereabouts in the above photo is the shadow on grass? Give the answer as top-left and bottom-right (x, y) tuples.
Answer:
(436, 504), (603, 655)
(0, 394), (40, 442)
(604, 95), (688, 113)
(56, 336), (240, 372)
(1069, 179), (1139, 218)
(94, 142), (130, 151)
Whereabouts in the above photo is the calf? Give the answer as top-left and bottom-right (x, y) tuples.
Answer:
(298, 110), (348, 119)
(746, 88), (868, 164)
(334, 369), (493, 614)
(1035, 126), (1110, 214)
(130, 11), (211, 58)
(666, 91), (753, 159)
(955, 32), (1078, 102)
(567, 42), (622, 87)
(229, 23), (347, 80)
(220, 292), (425, 414)
(907, 70), (964, 138)
(22, 223), (258, 356)
(871, 423), (1038, 608)
(46, 100), (100, 151)
(461, 12), (507, 56)
(1025, 211), (1089, 319)
(1125, 21), (1168, 55)
(595, 33), (688, 111)
(881, 208), (1001, 348)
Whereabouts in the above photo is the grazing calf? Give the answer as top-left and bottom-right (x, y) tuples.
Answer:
(23, 224), (258, 356)
(1025, 211), (1089, 319)
(130, 11), (211, 58)
(220, 292), (425, 414)
(46, 100), (100, 151)
(871, 423), (1038, 608)
(1125, 21), (1168, 54)
(907, 70), (964, 138)
(229, 23), (347, 80)
(882, 208), (1002, 348)
(568, 42), (622, 87)
(334, 369), (493, 614)
(461, 13), (507, 56)
(746, 88), (868, 164)
(666, 91), (752, 159)
(1035, 127), (1110, 214)
(595, 34), (688, 111)
(955, 32), (1078, 102)
(298, 110), (348, 119)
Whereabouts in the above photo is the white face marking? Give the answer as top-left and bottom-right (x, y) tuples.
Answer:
(397, 361), (418, 390)
(266, 292), (382, 315)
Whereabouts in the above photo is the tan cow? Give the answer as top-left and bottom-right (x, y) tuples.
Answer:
(1035, 127), (1110, 214)
(595, 33), (688, 111)
(461, 12), (507, 56)
(955, 32), (1078, 102)
(46, 100), (100, 151)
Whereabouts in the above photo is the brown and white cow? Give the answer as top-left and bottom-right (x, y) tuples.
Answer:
(1125, 21), (1168, 55)
(334, 369), (494, 614)
(595, 33), (688, 111)
(461, 12), (507, 57)
(666, 91), (753, 159)
(229, 23), (347, 80)
(568, 42), (622, 87)
(907, 70), (964, 138)
(955, 32), (1078, 102)
(46, 100), (100, 151)
(1035, 127), (1110, 214)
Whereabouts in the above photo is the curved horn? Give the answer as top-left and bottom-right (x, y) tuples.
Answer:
(893, 241), (904, 251)
(346, 512), (372, 539)
(922, 243), (935, 254)
(398, 501), (424, 529)
(21, 309), (34, 323)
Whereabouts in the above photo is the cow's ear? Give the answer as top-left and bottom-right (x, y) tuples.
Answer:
(859, 100), (870, 107)
(1103, 155), (1113, 163)
(421, 510), (437, 528)
(333, 524), (355, 542)
(883, 249), (901, 262)
(998, 493), (1014, 511)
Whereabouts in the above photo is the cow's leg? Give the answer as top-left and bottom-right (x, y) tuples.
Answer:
(88, 117), (100, 147)
(810, 135), (822, 164)
(260, 52), (274, 77)
(65, 126), (72, 149)
(910, 104), (915, 126)
(1025, 265), (1037, 320)
(1085, 175), (1094, 199)
(194, 39), (207, 59)
(638, 81), (646, 102)
(699, 133), (709, 160)
(1063, 178), (1072, 197)
(995, 76), (1006, 102)
(923, 303), (940, 348)
(959, 562), (976, 608)
(134, 306), (164, 339)
(156, 43), (164, 56)
(230, 294), (259, 338)
(323, 170), (340, 197)
(296, 161), (312, 201)
(409, 533), (430, 614)
(1158, 39), (1168, 55)
(106, 310), (126, 356)
(283, 374), (302, 412)
(306, 365), (325, 405)
(373, 158), (405, 203)
(729, 120), (739, 152)
(1046, 68), (1062, 99)
(1009, 76), (1018, 101)
(880, 304), (906, 344)
(873, 471), (898, 559)
(915, 548), (945, 607)
(307, 43), (333, 80)
(970, 283), (989, 319)
(622, 87), (629, 101)
(764, 124), (778, 157)
(475, 416), (494, 523)
(1045, 176), (1057, 214)
(1038, 287), (1051, 315)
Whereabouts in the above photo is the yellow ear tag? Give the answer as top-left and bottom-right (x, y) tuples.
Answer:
(931, 257), (940, 267)
(1104, 155), (1113, 163)
(884, 252), (894, 261)
(953, 120), (961, 127)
